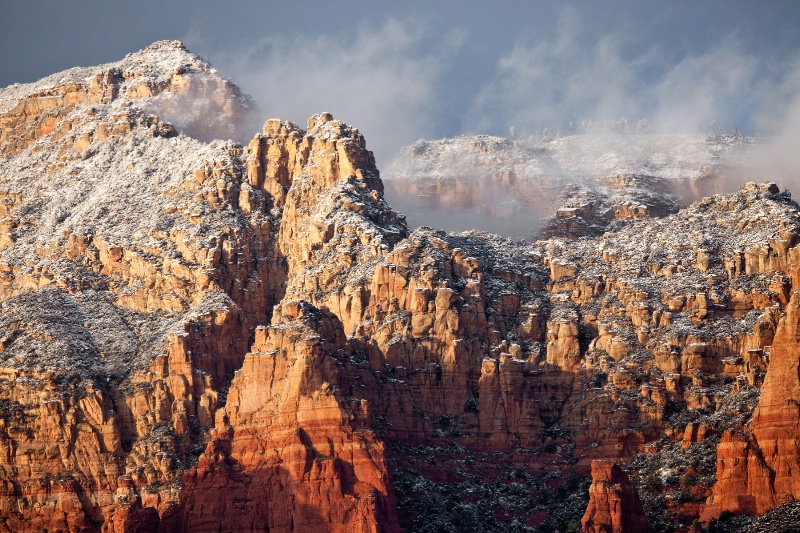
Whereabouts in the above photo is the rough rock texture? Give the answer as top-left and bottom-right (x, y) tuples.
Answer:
(702, 288), (800, 521)
(180, 301), (399, 533)
(581, 461), (652, 533)
(0, 41), (403, 533)
(2, 42), (800, 533)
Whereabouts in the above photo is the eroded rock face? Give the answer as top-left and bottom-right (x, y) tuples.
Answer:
(0, 41), (271, 533)
(180, 301), (399, 533)
(0, 41), (406, 532)
(702, 289), (800, 521)
(0, 40), (254, 153)
(581, 461), (652, 533)
(2, 41), (800, 532)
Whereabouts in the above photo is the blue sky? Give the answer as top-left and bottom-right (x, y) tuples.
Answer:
(2, 1), (799, 163)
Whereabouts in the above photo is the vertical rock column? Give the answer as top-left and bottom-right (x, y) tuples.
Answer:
(703, 289), (800, 520)
(581, 460), (652, 533)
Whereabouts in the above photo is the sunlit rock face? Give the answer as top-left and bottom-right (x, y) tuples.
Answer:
(0, 40), (403, 533)
(1, 41), (800, 532)
(702, 288), (800, 521)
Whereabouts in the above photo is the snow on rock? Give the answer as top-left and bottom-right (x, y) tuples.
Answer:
(0, 40), (256, 148)
(385, 132), (757, 238)
(2, 40), (800, 533)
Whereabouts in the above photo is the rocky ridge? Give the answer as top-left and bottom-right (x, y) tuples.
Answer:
(0, 42), (798, 532)
(385, 132), (755, 239)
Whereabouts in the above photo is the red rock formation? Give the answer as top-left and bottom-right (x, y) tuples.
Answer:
(702, 289), (800, 521)
(4, 41), (800, 533)
(180, 301), (399, 532)
(581, 461), (652, 533)
(0, 40), (403, 532)
(385, 135), (747, 239)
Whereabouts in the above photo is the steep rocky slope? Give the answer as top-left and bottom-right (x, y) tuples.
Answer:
(701, 288), (800, 521)
(1, 41), (800, 533)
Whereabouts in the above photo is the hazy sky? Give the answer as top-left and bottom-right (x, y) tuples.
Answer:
(3, 1), (800, 163)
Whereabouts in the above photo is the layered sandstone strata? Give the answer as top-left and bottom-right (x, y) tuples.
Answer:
(702, 289), (800, 521)
(1, 41), (800, 532)
(384, 133), (751, 239)
(180, 301), (399, 532)
(0, 41), (406, 532)
(581, 461), (652, 533)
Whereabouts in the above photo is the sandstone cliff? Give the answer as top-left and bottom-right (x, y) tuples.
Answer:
(1, 41), (800, 533)
(581, 460), (652, 533)
(701, 288), (800, 521)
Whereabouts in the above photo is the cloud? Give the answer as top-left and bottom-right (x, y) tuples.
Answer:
(651, 39), (762, 134)
(730, 56), (800, 187)
(467, 10), (644, 135)
(186, 8), (800, 194)
(204, 18), (463, 165)
(466, 10), (796, 140)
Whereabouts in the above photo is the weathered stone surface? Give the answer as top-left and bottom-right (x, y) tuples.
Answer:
(180, 301), (399, 532)
(385, 135), (752, 239)
(0, 41), (405, 532)
(702, 289), (800, 521)
(581, 461), (652, 533)
(3, 41), (800, 533)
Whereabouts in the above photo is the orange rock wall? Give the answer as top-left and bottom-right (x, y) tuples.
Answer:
(703, 289), (800, 521)
(581, 460), (652, 533)
(4, 42), (800, 532)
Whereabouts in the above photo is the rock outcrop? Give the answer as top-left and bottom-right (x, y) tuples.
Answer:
(180, 301), (399, 533)
(702, 288), (800, 521)
(0, 36), (416, 531)
(581, 461), (652, 533)
(2, 41), (800, 532)
(385, 133), (752, 239)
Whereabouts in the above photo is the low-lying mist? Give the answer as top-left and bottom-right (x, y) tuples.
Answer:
(382, 131), (771, 240)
